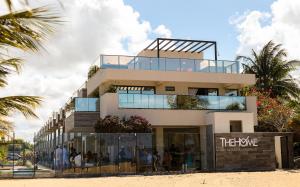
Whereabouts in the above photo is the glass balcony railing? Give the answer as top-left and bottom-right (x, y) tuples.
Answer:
(99, 55), (240, 74)
(65, 98), (99, 117)
(118, 94), (246, 110)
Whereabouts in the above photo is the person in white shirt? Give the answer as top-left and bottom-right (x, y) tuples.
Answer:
(55, 146), (62, 170)
(74, 152), (82, 168)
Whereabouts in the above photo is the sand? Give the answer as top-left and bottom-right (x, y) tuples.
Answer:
(0, 170), (300, 187)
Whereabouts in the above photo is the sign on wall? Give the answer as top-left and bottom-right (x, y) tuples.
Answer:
(215, 133), (275, 171)
(220, 136), (258, 147)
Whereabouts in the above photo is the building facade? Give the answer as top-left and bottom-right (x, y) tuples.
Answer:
(34, 38), (292, 175)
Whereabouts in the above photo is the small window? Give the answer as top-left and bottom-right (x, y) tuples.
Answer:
(225, 89), (238, 96)
(165, 86), (175, 91)
(230, 120), (242, 132)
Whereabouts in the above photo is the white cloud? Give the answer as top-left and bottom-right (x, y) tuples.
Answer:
(0, 0), (172, 142)
(154, 24), (172, 38)
(231, 0), (300, 60)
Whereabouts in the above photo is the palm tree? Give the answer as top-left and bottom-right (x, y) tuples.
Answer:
(0, 3), (60, 135)
(237, 41), (300, 101)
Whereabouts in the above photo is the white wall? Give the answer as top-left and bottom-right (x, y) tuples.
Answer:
(206, 112), (255, 133)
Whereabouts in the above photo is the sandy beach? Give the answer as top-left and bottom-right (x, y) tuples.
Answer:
(0, 170), (300, 187)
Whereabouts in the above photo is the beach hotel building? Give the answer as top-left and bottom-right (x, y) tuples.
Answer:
(34, 38), (293, 176)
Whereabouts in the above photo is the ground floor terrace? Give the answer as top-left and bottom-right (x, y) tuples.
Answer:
(34, 126), (294, 177)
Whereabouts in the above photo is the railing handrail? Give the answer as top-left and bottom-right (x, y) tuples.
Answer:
(99, 54), (238, 64)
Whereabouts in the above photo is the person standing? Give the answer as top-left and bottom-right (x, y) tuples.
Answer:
(62, 145), (69, 169)
(55, 146), (62, 170)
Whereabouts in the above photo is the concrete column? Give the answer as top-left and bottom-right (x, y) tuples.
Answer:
(155, 127), (164, 164)
(200, 126), (207, 170)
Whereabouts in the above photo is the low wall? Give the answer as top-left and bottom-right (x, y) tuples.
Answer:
(215, 133), (293, 171)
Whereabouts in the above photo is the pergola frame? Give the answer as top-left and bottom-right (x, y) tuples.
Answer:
(144, 38), (218, 60)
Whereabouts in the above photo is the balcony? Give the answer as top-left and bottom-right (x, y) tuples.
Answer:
(98, 55), (240, 74)
(118, 94), (246, 110)
(66, 98), (99, 116)
(65, 98), (100, 132)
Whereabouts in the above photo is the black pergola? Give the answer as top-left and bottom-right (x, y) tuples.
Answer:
(144, 38), (218, 60)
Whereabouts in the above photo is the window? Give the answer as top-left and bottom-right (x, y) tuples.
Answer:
(230, 121), (242, 132)
(188, 88), (219, 96)
(165, 86), (175, 91)
(225, 89), (238, 96)
(116, 86), (155, 94)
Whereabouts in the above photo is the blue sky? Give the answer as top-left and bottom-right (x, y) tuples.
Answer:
(124, 0), (274, 60)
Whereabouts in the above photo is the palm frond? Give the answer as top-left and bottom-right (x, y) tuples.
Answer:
(0, 117), (13, 131)
(0, 96), (42, 118)
(237, 40), (300, 101)
(0, 6), (61, 52)
(0, 58), (23, 88)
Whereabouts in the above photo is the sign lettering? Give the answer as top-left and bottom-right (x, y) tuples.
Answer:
(220, 136), (258, 147)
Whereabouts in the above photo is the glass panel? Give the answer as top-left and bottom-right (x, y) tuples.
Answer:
(196, 60), (209, 72)
(165, 95), (176, 109)
(180, 59), (195, 72)
(136, 57), (151, 70)
(154, 95), (164, 109)
(101, 55), (119, 69)
(119, 56), (133, 69)
(159, 58), (166, 71)
(79, 133), (98, 175)
(118, 94), (246, 110)
(209, 60), (217, 72)
(75, 98), (88, 111)
(100, 134), (119, 175)
(75, 98), (99, 112)
(166, 58), (180, 71)
(137, 134), (153, 173)
(150, 58), (159, 70)
(206, 96), (219, 109)
(88, 98), (98, 111)
(118, 134), (136, 174)
(217, 60), (225, 73)
(184, 134), (201, 171)
(164, 133), (185, 171)
(100, 55), (240, 74)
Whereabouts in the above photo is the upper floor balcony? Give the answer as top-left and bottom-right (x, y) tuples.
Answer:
(65, 97), (100, 132)
(118, 93), (246, 110)
(98, 55), (240, 74)
(65, 97), (100, 117)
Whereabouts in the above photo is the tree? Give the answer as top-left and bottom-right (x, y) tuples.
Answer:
(88, 65), (99, 79)
(237, 41), (300, 101)
(94, 115), (123, 133)
(122, 115), (152, 133)
(94, 115), (152, 133)
(0, 2), (60, 134)
(248, 88), (293, 132)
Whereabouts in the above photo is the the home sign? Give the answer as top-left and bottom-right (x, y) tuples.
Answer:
(220, 136), (258, 148)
